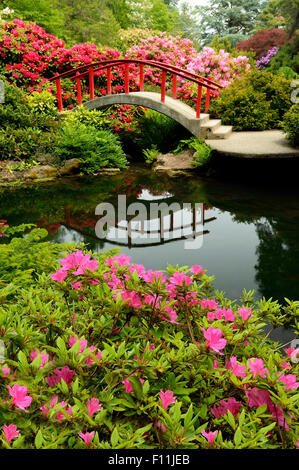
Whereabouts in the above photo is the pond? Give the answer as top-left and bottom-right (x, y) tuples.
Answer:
(1, 164), (299, 342)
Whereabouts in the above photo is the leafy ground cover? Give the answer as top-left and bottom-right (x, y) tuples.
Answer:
(0, 224), (298, 449)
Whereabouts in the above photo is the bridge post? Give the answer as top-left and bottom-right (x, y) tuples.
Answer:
(205, 88), (210, 112)
(76, 72), (82, 105)
(89, 66), (95, 100)
(172, 74), (177, 99)
(161, 70), (166, 103)
(55, 73), (63, 112)
(139, 64), (144, 92)
(196, 85), (202, 119)
(107, 67), (111, 95)
(125, 63), (129, 94)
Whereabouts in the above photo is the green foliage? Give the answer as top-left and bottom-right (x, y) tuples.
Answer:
(0, 225), (66, 286)
(142, 145), (159, 166)
(174, 137), (213, 167)
(132, 108), (190, 153)
(2, 0), (65, 37)
(255, 0), (299, 38)
(0, 79), (59, 159)
(0, 127), (57, 161)
(282, 103), (299, 147)
(277, 66), (299, 80)
(55, 122), (128, 174)
(62, 105), (111, 131)
(210, 70), (292, 131)
(0, 77), (33, 129)
(266, 35), (299, 74)
(117, 28), (165, 53)
(0, 224), (298, 449)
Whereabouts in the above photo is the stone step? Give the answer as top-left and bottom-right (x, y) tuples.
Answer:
(197, 113), (210, 124)
(200, 119), (222, 138)
(211, 125), (233, 139)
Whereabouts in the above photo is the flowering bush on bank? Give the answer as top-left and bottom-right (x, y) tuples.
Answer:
(126, 34), (251, 102)
(1, 20), (251, 120)
(0, 225), (298, 449)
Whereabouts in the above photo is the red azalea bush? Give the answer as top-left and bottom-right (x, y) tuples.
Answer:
(236, 29), (288, 59)
(0, 226), (298, 449)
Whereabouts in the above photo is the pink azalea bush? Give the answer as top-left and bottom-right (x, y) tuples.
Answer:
(0, 226), (298, 449)
(126, 34), (250, 103)
(1, 19), (251, 134)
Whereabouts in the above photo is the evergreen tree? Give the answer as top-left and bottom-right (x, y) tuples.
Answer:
(0, 0), (64, 36)
(255, 0), (299, 39)
(197, 0), (267, 46)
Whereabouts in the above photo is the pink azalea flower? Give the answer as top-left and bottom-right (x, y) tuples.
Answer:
(50, 268), (67, 283)
(68, 336), (88, 353)
(106, 253), (131, 267)
(143, 269), (167, 284)
(237, 307), (252, 320)
(85, 346), (102, 365)
(278, 374), (299, 391)
(46, 366), (75, 387)
(245, 388), (271, 408)
(248, 358), (268, 378)
(202, 327), (227, 354)
(7, 384), (32, 410)
(159, 389), (176, 409)
(169, 271), (192, 286)
(87, 397), (102, 417)
(79, 431), (95, 447)
(55, 401), (72, 421)
(154, 420), (167, 432)
(226, 356), (247, 377)
(190, 265), (204, 275)
(223, 308), (236, 322)
(40, 395), (58, 417)
(29, 350), (49, 368)
(286, 347), (299, 362)
(72, 281), (83, 290)
(211, 398), (242, 419)
(268, 403), (292, 430)
(1, 366), (10, 377)
(201, 429), (218, 444)
(122, 378), (133, 393)
(201, 299), (218, 310)
(2, 423), (20, 443)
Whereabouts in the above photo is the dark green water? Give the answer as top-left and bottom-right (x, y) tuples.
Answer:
(1, 165), (299, 311)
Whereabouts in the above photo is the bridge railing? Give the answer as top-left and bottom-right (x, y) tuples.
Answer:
(49, 59), (223, 118)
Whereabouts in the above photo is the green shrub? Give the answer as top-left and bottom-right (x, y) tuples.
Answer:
(0, 77), (33, 129)
(210, 70), (292, 131)
(132, 108), (190, 153)
(0, 127), (57, 161)
(174, 137), (213, 167)
(282, 103), (299, 148)
(277, 66), (299, 80)
(55, 122), (128, 174)
(62, 105), (110, 131)
(267, 36), (299, 75)
(142, 145), (159, 166)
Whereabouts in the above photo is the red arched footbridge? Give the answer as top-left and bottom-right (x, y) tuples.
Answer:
(50, 59), (232, 139)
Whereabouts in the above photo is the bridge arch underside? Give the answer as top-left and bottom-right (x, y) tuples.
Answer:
(75, 92), (202, 138)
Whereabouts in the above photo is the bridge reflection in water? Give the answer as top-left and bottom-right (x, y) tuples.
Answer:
(64, 190), (216, 250)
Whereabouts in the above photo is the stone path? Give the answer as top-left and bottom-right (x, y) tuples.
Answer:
(205, 130), (299, 159)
